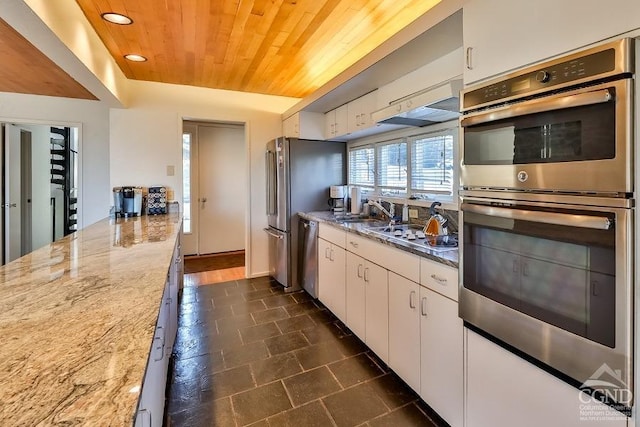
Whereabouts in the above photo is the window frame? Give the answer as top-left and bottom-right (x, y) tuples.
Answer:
(346, 124), (458, 204)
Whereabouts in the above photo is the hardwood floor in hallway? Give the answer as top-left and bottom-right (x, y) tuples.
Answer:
(164, 276), (447, 426)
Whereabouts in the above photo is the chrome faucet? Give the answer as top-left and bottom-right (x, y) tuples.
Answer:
(368, 199), (395, 222)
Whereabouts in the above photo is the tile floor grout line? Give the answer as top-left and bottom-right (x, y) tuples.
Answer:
(319, 398), (340, 427)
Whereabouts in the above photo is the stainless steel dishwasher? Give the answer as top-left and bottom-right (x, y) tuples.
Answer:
(298, 218), (318, 298)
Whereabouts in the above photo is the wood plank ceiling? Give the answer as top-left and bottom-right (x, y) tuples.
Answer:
(75, 0), (441, 98)
(0, 18), (97, 100)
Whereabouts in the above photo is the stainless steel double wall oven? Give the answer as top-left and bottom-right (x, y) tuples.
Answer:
(459, 38), (635, 409)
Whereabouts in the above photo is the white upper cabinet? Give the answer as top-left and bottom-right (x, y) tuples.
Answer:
(463, 0), (640, 85)
(282, 111), (324, 140)
(324, 104), (349, 140)
(347, 91), (377, 134)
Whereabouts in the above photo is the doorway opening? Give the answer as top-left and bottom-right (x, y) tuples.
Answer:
(181, 120), (247, 277)
(1, 122), (79, 265)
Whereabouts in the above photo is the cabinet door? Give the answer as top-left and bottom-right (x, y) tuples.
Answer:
(318, 238), (334, 310)
(463, 0), (640, 84)
(364, 261), (388, 363)
(388, 271), (421, 392)
(346, 252), (366, 339)
(419, 287), (463, 427)
(324, 109), (336, 139)
(466, 329), (628, 427)
(330, 245), (347, 323)
(333, 104), (349, 138)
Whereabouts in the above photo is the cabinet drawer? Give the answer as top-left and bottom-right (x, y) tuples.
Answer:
(347, 233), (420, 283)
(420, 258), (458, 301)
(319, 223), (346, 248)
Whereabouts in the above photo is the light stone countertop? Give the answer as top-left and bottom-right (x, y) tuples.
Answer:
(300, 211), (459, 268)
(0, 213), (182, 426)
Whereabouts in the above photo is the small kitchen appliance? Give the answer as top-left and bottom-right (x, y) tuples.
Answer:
(329, 185), (347, 214)
(113, 186), (143, 217)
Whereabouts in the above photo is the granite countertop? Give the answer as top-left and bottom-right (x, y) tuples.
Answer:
(0, 213), (182, 426)
(300, 211), (458, 268)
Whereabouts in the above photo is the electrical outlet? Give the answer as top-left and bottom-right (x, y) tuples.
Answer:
(166, 165), (175, 176)
(409, 208), (419, 219)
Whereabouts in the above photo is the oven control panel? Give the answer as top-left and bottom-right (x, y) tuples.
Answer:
(462, 44), (624, 110)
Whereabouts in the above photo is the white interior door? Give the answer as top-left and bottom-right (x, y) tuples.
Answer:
(197, 124), (246, 255)
(181, 122), (246, 256)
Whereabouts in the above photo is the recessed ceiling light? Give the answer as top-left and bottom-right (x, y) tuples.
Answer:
(124, 54), (147, 62)
(101, 12), (133, 25)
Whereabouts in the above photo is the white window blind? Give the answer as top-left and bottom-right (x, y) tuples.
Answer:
(348, 146), (375, 188)
(377, 140), (407, 194)
(410, 133), (454, 195)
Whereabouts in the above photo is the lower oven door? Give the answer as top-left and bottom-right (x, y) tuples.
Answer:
(459, 195), (633, 407)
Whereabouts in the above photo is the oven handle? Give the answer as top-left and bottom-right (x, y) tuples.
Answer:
(461, 203), (613, 230)
(461, 89), (612, 127)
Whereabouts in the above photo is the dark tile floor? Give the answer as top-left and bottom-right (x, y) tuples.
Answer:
(165, 276), (447, 427)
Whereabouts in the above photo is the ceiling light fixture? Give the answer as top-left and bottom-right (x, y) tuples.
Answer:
(124, 54), (147, 62)
(101, 12), (133, 25)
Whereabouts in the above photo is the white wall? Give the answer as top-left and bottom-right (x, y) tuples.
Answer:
(110, 81), (299, 276)
(0, 92), (111, 227)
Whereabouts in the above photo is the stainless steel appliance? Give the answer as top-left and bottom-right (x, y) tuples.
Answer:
(113, 186), (143, 217)
(298, 218), (318, 297)
(459, 38), (635, 411)
(265, 137), (346, 290)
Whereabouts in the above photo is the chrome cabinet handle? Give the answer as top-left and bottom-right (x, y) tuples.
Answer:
(329, 248), (334, 262)
(430, 274), (447, 285)
(357, 264), (363, 278)
(349, 241), (359, 248)
(421, 297), (428, 317)
(466, 46), (473, 70)
(364, 267), (369, 283)
(409, 290), (416, 309)
(325, 247), (330, 259)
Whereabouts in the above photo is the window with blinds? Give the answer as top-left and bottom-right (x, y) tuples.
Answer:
(410, 132), (454, 195)
(376, 140), (407, 194)
(348, 146), (375, 188)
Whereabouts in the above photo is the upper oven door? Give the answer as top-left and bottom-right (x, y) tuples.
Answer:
(460, 78), (633, 194)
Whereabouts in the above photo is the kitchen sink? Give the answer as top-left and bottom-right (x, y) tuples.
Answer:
(363, 223), (458, 252)
(335, 217), (386, 224)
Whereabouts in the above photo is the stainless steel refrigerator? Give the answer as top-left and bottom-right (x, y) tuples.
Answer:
(265, 137), (345, 291)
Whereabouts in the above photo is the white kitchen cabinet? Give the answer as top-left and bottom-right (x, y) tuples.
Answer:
(419, 286), (463, 427)
(318, 237), (347, 322)
(324, 104), (349, 140)
(420, 257), (458, 302)
(388, 271), (421, 392)
(136, 281), (171, 427)
(347, 91), (377, 134)
(463, 0), (640, 84)
(135, 235), (182, 427)
(345, 251), (389, 362)
(466, 329), (628, 427)
(282, 111), (324, 139)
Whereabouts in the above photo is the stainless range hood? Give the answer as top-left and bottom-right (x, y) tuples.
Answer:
(372, 78), (463, 127)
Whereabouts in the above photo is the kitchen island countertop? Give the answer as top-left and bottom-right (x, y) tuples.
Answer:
(300, 211), (458, 268)
(0, 213), (181, 426)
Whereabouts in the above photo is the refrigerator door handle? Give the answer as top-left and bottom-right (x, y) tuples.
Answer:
(264, 228), (284, 239)
(265, 150), (277, 215)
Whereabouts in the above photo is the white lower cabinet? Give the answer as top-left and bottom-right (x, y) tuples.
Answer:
(419, 286), (463, 427)
(318, 237), (347, 322)
(388, 271), (421, 391)
(135, 237), (182, 427)
(466, 329), (628, 427)
(345, 251), (388, 362)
